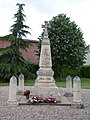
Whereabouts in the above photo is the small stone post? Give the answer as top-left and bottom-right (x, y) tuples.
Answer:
(72, 76), (84, 108)
(73, 76), (82, 103)
(18, 73), (24, 94)
(64, 75), (73, 97)
(7, 76), (18, 104)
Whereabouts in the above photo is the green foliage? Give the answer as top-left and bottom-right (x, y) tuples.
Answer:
(0, 3), (32, 82)
(0, 62), (26, 82)
(53, 66), (80, 80)
(24, 61), (39, 80)
(55, 66), (90, 78)
(0, 61), (38, 82)
(25, 61), (39, 74)
(37, 14), (86, 80)
(62, 67), (80, 78)
(49, 14), (85, 69)
(10, 3), (31, 38)
(80, 65), (90, 78)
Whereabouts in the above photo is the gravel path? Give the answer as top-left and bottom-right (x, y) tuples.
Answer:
(0, 86), (90, 120)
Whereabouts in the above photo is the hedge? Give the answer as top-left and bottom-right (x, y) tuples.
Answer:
(80, 65), (90, 78)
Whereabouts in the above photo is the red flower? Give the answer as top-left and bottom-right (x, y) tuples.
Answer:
(44, 95), (56, 103)
(24, 90), (30, 96)
(37, 96), (43, 102)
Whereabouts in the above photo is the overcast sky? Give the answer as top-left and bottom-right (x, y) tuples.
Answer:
(0, 0), (90, 45)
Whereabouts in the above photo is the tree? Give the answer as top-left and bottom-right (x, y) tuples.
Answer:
(38, 14), (86, 81)
(0, 3), (31, 82)
(10, 3), (30, 39)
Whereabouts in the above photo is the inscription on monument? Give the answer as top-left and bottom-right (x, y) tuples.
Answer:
(41, 47), (50, 66)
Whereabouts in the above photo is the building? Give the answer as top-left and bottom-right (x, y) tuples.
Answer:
(84, 44), (90, 65)
(0, 39), (39, 63)
(1, 39), (89, 65)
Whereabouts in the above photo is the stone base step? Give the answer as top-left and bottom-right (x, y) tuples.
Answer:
(19, 102), (71, 106)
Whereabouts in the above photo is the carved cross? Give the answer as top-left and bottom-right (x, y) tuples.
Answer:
(42, 21), (49, 29)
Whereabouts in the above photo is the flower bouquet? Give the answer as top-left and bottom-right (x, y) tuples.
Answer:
(24, 90), (30, 99)
(28, 95), (57, 103)
(43, 95), (56, 103)
(28, 95), (43, 103)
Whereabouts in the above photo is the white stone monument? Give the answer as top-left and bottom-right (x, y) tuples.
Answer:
(64, 75), (73, 97)
(73, 76), (82, 103)
(35, 21), (57, 87)
(34, 21), (60, 98)
(7, 76), (18, 104)
(18, 73), (24, 94)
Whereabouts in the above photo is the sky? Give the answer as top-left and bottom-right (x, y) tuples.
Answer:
(0, 0), (90, 45)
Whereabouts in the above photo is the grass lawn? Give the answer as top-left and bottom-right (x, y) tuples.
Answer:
(81, 78), (90, 89)
(56, 78), (90, 89)
(0, 78), (90, 89)
(0, 83), (9, 86)
(24, 80), (35, 86)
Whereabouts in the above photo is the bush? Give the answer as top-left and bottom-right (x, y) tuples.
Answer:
(53, 66), (80, 80)
(62, 67), (80, 78)
(80, 65), (90, 78)
(0, 61), (39, 83)
(25, 61), (39, 74)
(54, 65), (90, 79)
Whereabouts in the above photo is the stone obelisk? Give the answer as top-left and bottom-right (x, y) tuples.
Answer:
(35, 21), (57, 87)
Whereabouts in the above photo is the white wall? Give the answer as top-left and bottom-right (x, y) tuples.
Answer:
(84, 45), (90, 65)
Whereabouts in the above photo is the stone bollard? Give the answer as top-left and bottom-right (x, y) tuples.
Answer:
(18, 73), (24, 94)
(73, 76), (82, 103)
(72, 76), (84, 108)
(7, 76), (18, 105)
(64, 75), (73, 97)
